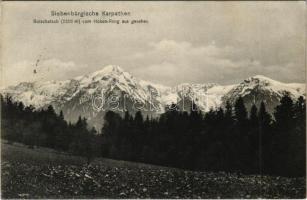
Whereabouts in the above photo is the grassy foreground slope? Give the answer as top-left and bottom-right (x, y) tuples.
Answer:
(1, 142), (305, 199)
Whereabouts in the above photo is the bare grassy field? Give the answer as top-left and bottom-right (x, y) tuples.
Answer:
(1, 142), (305, 199)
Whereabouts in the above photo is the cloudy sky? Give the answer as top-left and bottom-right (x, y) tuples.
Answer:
(1, 1), (305, 87)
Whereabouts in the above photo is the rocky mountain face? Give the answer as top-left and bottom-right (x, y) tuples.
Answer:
(222, 75), (305, 112)
(1, 65), (305, 129)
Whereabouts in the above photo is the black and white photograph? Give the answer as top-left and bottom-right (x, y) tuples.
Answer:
(0, 1), (306, 199)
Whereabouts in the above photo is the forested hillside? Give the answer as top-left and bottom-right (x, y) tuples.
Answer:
(1, 94), (305, 177)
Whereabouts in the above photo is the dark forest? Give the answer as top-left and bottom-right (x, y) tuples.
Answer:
(1, 94), (305, 177)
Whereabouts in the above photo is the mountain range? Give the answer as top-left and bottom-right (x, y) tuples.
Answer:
(1, 65), (305, 129)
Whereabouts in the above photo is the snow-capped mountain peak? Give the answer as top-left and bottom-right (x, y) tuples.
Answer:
(240, 75), (305, 98)
(222, 74), (305, 113)
(89, 65), (125, 77)
(244, 75), (281, 86)
(1, 66), (305, 128)
(75, 65), (134, 86)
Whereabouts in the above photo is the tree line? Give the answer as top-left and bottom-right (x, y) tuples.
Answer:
(1, 94), (305, 177)
(1, 95), (98, 163)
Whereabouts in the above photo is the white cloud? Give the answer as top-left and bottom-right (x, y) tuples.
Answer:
(127, 40), (264, 84)
(2, 59), (87, 86)
(126, 39), (304, 85)
(2, 2), (304, 86)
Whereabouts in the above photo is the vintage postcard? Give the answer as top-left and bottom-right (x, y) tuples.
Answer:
(0, 1), (306, 199)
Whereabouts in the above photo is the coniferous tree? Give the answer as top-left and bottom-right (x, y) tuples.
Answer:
(43, 105), (58, 148)
(273, 94), (295, 176)
(69, 116), (95, 163)
(249, 104), (259, 172)
(101, 111), (122, 158)
(258, 102), (272, 174)
(234, 97), (250, 172)
(288, 96), (306, 176)
(221, 101), (235, 171)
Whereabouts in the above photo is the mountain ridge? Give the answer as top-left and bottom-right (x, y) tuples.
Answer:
(1, 65), (305, 128)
